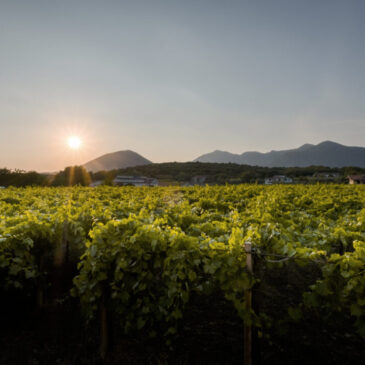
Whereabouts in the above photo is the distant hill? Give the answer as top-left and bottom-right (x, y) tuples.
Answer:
(99, 161), (365, 185)
(194, 141), (365, 168)
(83, 150), (152, 172)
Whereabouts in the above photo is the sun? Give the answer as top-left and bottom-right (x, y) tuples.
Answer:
(67, 136), (82, 150)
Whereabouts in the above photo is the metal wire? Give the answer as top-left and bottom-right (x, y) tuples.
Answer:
(262, 253), (296, 263)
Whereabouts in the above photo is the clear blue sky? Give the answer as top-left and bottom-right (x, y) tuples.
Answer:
(1, 0), (364, 171)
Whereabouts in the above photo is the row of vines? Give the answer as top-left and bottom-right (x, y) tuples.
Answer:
(1, 185), (365, 360)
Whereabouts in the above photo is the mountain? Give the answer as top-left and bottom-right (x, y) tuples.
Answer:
(84, 150), (152, 172)
(194, 141), (365, 168)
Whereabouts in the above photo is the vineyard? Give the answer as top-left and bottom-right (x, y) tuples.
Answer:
(1, 185), (365, 364)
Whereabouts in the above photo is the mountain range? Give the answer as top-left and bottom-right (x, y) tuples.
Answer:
(83, 150), (152, 172)
(83, 141), (365, 172)
(194, 141), (365, 168)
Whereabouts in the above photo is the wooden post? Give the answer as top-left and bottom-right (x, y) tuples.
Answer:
(100, 296), (109, 360)
(244, 241), (253, 365)
(36, 282), (44, 309)
(54, 220), (68, 268)
(36, 255), (45, 310)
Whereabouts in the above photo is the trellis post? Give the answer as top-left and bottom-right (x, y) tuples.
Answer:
(244, 241), (253, 365)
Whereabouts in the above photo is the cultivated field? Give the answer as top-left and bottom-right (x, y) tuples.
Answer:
(1, 185), (365, 364)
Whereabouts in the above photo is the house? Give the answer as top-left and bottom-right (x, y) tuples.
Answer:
(347, 175), (365, 184)
(265, 175), (293, 185)
(191, 175), (207, 185)
(90, 180), (103, 187)
(113, 175), (158, 187)
(313, 172), (340, 179)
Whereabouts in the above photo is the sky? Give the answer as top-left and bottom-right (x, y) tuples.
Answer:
(0, 0), (365, 171)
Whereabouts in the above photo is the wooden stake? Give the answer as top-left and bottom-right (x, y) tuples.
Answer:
(100, 296), (109, 360)
(36, 283), (44, 309)
(244, 241), (253, 365)
(54, 220), (68, 268)
(36, 255), (45, 310)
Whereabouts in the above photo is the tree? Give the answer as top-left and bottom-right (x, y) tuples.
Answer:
(52, 166), (91, 186)
(0, 168), (48, 187)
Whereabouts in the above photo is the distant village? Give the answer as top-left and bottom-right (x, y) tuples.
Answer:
(1, 163), (365, 188)
(88, 173), (365, 187)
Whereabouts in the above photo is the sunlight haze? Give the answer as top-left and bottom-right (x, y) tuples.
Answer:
(0, 0), (364, 171)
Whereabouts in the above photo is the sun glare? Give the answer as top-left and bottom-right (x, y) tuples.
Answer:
(67, 136), (82, 150)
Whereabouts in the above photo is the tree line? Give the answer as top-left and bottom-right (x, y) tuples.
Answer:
(0, 166), (91, 187)
(1, 163), (365, 187)
(91, 162), (365, 184)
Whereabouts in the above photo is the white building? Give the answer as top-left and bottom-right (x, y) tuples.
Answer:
(90, 180), (103, 187)
(265, 175), (293, 185)
(348, 175), (365, 184)
(313, 172), (340, 179)
(113, 176), (158, 187)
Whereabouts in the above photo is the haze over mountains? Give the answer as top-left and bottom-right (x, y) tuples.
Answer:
(82, 141), (365, 172)
(194, 141), (365, 168)
(83, 150), (152, 172)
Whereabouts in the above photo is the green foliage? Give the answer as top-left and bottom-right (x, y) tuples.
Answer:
(304, 240), (365, 337)
(1, 184), (365, 339)
(52, 166), (91, 186)
(88, 162), (360, 184)
(0, 168), (48, 187)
